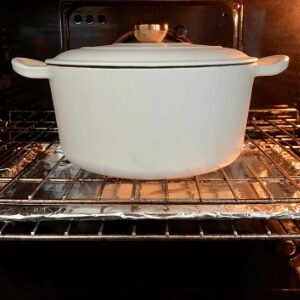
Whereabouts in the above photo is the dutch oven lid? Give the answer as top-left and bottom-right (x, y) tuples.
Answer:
(45, 43), (257, 67)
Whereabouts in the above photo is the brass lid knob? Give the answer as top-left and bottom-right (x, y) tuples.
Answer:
(133, 23), (169, 43)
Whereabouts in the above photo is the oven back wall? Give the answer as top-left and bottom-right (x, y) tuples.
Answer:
(0, 0), (60, 110)
(244, 0), (300, 108)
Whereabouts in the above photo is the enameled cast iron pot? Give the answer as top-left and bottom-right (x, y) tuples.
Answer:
(12, 43), (289, 179)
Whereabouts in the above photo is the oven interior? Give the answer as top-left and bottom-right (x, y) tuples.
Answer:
(1, 0), (300, 297)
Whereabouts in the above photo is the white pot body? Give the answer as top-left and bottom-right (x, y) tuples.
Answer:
(11, 54), (289, 179)
(47, 65), (254, 179)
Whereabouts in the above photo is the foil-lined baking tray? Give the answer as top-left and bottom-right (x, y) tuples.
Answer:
(0, 109), (300, 220)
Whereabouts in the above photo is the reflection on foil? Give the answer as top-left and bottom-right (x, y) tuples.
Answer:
(67, 182), (103, 199)
(0, 144), (46, 178)
(263, 180), (300, 198)
(268, 142), (300, 176)
(22, 144), (63, 178)
(198, 170), (223, 180)
(2, 182), (39, 199)
(168, 182), (198, 200)
(224, 157), (253, 179)
(241, 142), (282, 178)
(232, 181), (268, 199)
(49, 159), (80, 179)
(101, 183), (133, 200)
(244, 140), (300, 177)
(280, 219), (300, 233)
(34, 183), (72, 200)
(55, 145), (63, 153)
(198, 182), (234, 200)
(139, 182), (165, 200)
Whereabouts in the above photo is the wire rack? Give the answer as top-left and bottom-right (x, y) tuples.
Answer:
(1, 109), (300, 208)
(1, 108), (300, 239)
(1, 218), (300, 240)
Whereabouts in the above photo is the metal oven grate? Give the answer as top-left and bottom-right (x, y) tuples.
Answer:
(1, 218), (300, 240)
(1, 108), (300, 240)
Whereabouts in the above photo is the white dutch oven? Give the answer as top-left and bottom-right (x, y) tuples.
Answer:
(11, 43), (289, 179)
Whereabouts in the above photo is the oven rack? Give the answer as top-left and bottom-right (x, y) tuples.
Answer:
(1, 108), (300, 222)
(1, 218), (300, 240)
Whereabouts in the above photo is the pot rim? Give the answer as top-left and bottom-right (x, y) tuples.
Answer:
(45, 60), (257, 68)
(45, 43), (258, 68)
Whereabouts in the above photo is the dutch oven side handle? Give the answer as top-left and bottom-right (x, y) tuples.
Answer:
(11, 57), (50, 79)
(254, 55), (289, 77)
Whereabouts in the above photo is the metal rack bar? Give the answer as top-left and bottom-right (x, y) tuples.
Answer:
(263, 220), (272, 236)
(0, 122), (18, 136)
(164, 179), (169, 202)
(285, 119), (300, 129)
(292, 220), (300, 232)
(97, 176), (107, 198)
(199, 223), (204, 237)
(0, 139), (58, 197)
(2, 235), (299, 241)
(239, 155), (273, 199)
(30, 221), (40, 236)
(0, 221), (9, 235)
(194, 176), (204, 202)
(131, 222), (136, 236)
(98, 221), (104, 236)
(231, 221), (238, 237)
(268, 119), (300, 142)
(0, 122), (41, 150)
(3, 175), (300, 184)
(0, 219), (299, 240)
(220, 168), (240, 201)
(62, 169), (83, 200)
(165, 222), (169, 237)
(28, 155), (66, 200)
(246, 135), (300, 191)
(0, 123), (54, 167)
(15, 176), (300, 182)
(64, 221), (72, 236)
(131, 180), (137, 200)
(6, 198), (300, 205)
(249, 120), (300, 162)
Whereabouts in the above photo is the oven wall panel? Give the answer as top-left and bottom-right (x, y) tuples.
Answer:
(244, 0), (300, 108)
(63, 1), (236, 50)
(0, 0), (60, 110)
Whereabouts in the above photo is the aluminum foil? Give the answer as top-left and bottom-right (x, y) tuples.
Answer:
(1, 203), (300, 221)
(1, 111), (300, 221)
